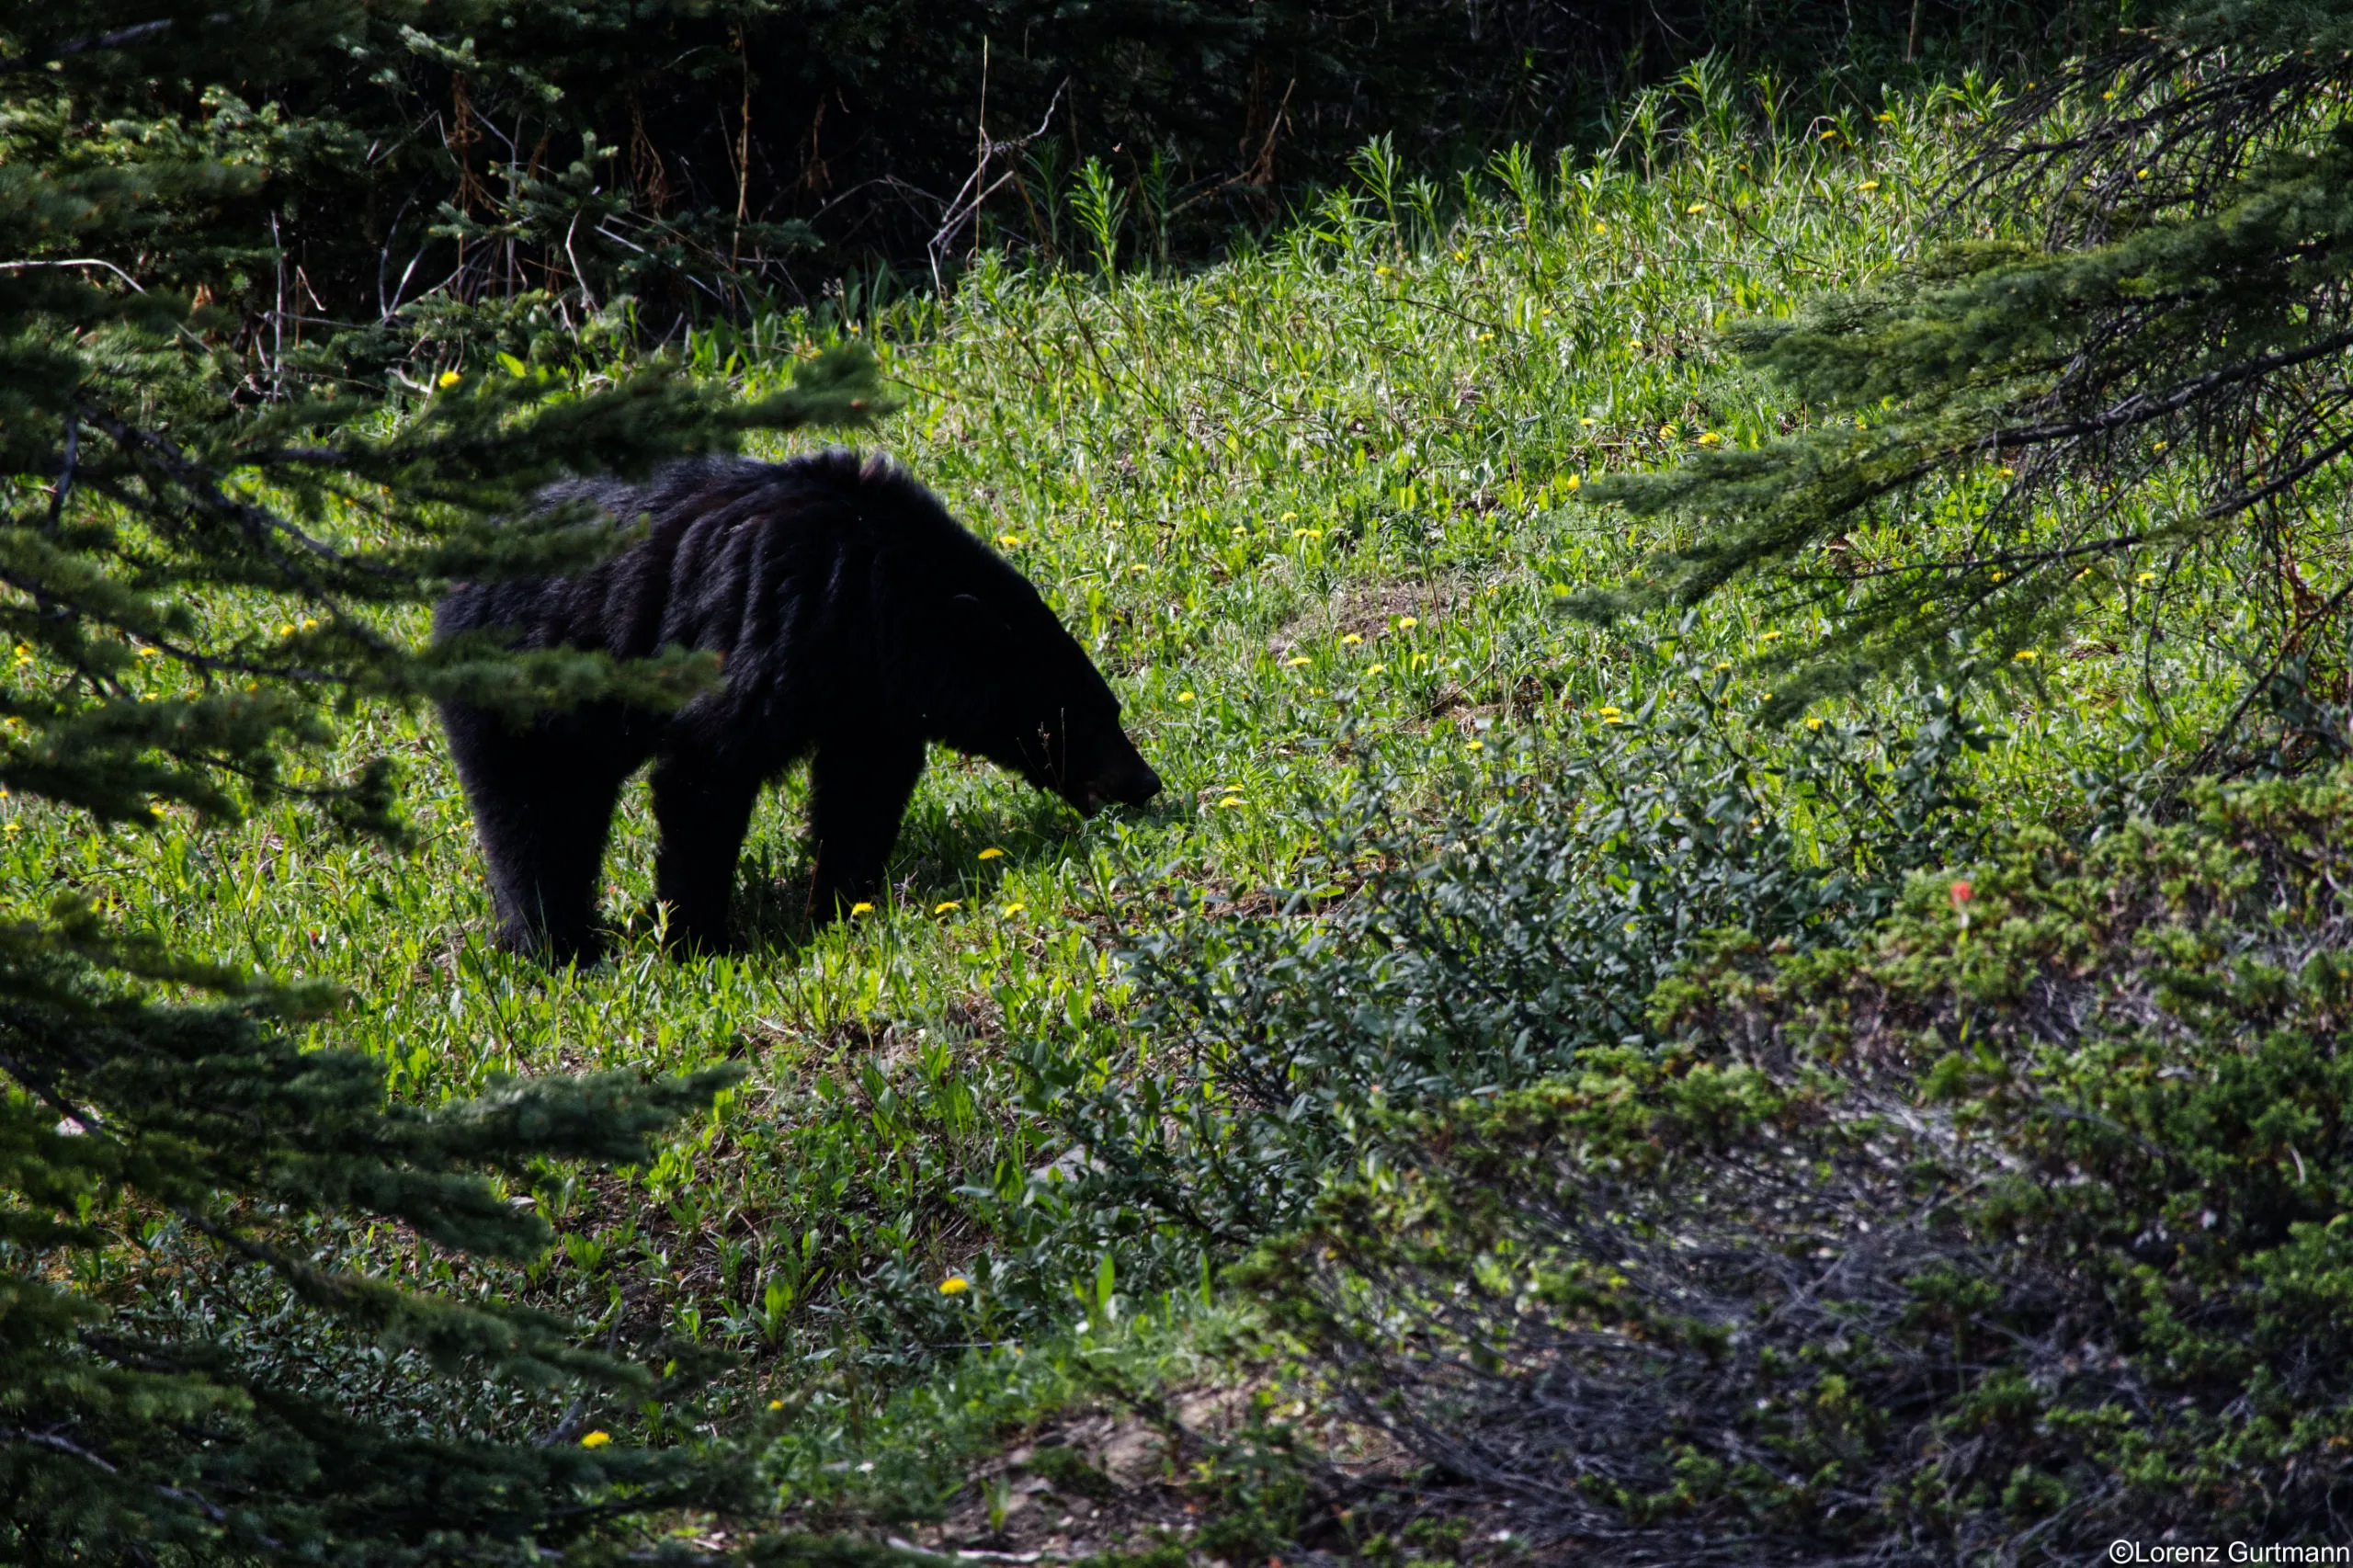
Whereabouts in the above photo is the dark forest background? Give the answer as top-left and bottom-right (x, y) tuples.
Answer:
(32, 0), (2092, 346)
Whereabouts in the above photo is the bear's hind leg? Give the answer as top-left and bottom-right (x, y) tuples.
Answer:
(650, 756), (764, 952)
(806, 732), (926, 919)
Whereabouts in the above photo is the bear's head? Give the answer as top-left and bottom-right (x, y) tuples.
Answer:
(930, 580), (1162, 817)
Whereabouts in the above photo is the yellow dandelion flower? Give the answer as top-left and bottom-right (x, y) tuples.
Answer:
(1564, 474), (1582, 490)
(1579, 417), (1597, 427)
(1698, 431), (1722, 447)
(136, 646), (163, 658)
(1396, 616), (1418, 630)
(1591, 223), (1607, 236)
(977, 846), (1005, 860)
(1597, 705), (1623, 718)
(768, 1400), (785, 1411)
(301, 618), (317, 631)
(1281, 511), (1298, 522)
(1804, 716), (1824, 730)
(2137, 571), (2156, 584)
(1285, 655), (1311, 667)
(938, 1277), (970, 1295)
(849, 902), (874, 916)
(1292, 528), (1323, 539)
(997, 534), (1023, 548)
(1876, 112), (1897, 123)
(1341, 633), (1364, 645)
(277, 623), (295, 637)
(1218, 796), (1245, 810)
(437, 370), (461, 389)
(1232, 526), (1250, 539)
(1858, 180), (1881, 191)
(933, 901), (961, 915)
(580, 1431), (612, 1449)
(1759, 631), (1783, 643)
(1464, 739), (1483, 752)
(1686, 202), (1706, 215)
(1630, 338), (1643, 349)
(1176, 690), (1195, 703)
(1996, 466), (2015, 479)
(1712, 661), (1733, 672)
(3, 823), (17, 836)
(1365, 664), (1387, 676)
(1001, 902), (1025, 916)
(2014, 650), (2039, 663)
(1658, 424), (1676, 439)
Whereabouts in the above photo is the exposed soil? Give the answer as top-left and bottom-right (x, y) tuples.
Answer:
(883, 1385), (1415, 1566)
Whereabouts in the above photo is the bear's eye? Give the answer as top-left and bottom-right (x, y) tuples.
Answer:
(948, 592), (1012, 636)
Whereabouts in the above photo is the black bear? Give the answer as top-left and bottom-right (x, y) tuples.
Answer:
(434, 450), (1162, 960)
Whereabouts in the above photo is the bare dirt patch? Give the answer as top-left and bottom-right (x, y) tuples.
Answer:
(1269, 576), (1472, 655)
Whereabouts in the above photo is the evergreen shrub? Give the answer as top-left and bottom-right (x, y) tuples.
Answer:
(0, 8), (881, 1561)
(1583, 0), (2353, 750)
(1245, 768), (2353, 1561)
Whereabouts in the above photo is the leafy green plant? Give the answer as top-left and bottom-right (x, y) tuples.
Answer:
(1070, 159), (1131, 277)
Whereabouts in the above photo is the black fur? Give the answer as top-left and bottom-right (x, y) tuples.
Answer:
(433, 450), (1162, 960)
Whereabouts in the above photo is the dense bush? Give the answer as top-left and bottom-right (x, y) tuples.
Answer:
(1010, 650), (1986, 1273)
(1246, 768), (2353, 1561)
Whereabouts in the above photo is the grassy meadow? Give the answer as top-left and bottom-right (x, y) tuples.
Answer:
(22, 68), (2286, 1553)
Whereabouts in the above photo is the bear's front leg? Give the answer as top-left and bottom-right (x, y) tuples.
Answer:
(650, 754), (766, 952)
(441, 702), (630, 964)
(807, 732), (926, 919)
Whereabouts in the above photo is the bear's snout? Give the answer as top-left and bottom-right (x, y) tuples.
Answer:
(1072, 739), (1162, 816)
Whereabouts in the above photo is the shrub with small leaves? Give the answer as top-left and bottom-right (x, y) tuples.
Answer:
(1029, 645), (1986, 1259)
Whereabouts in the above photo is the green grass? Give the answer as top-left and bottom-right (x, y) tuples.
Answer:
(19, 68), (2287, 1525)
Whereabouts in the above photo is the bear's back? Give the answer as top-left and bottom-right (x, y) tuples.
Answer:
(443, 451), (1006, 668)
